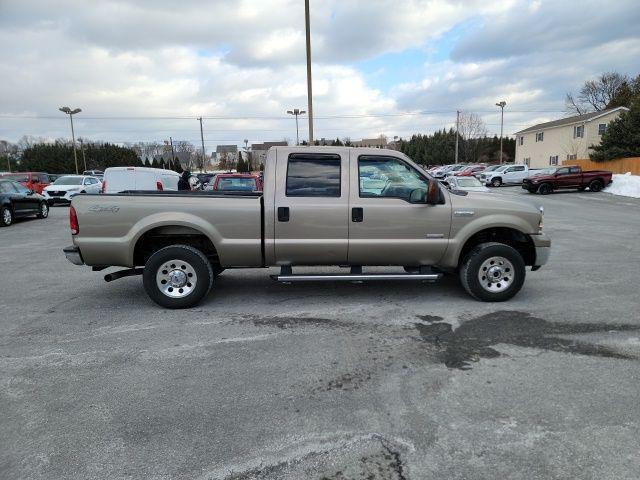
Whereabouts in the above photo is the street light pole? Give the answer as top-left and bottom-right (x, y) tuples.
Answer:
(169, 136), (176, 169)
(496, 101), (506, 164)
(287, 109), (306, 145)
(304, 0), (314, 144)
(59, 107), (82, 174)
(198, 117), (206, 172)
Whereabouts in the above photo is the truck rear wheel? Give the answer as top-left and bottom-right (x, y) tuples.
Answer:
(143, 244), (214, 309)
(588, 179), (603, 192)
(459, 242), (526, 302)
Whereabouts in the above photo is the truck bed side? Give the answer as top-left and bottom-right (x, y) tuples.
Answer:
(71, 192), (263, 268)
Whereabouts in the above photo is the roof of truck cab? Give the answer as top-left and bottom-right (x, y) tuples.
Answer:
(270, 146), (406, 156)
(104, 167), (180, 175)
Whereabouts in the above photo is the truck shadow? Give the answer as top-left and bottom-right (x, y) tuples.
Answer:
(415, 311), (639, 370)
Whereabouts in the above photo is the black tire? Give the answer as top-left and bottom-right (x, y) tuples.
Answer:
(36, 202), (49, 219)
(142, 244), (214, 309)
(491, 177), (502, 187)
(537, 183), (553, 195)
(1, 205), (12, 227)
(459, 242), (526, 302)
(588, 179), (603, 192)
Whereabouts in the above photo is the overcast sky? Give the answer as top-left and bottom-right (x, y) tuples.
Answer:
(1, 0), (639, 151)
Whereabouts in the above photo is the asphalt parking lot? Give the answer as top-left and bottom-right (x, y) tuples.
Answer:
(1, 188), (640, 480)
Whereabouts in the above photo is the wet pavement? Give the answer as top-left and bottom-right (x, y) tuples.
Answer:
(1, 189), (640, 479)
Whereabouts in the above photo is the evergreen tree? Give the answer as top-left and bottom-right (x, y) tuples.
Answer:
(591, 99), (640, 161)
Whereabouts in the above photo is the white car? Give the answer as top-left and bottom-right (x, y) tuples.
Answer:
(480, 164), (529, 187)
(443, 175), (490, 192)
(102, 167), (180, 193)
(43, 175), (102, 204)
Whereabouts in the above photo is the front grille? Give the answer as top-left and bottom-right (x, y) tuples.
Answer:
(49, 191), (65, 196)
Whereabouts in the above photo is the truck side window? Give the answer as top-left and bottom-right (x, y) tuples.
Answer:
(359, 155), (427, 201)
(286, 153), (341, 197)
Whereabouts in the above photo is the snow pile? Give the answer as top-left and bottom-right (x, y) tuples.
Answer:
(604, 172), (640, 198)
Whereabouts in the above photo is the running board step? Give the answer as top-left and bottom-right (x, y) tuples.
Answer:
(271, 272), (442, 282)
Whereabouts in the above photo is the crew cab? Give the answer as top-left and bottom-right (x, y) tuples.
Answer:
(480, 164), (529, 187)
(63, 147), (550, 308)
(522, 166), (613, 194)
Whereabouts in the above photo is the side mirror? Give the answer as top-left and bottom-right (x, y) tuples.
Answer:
(409, 188), (427, 203)
(426, 180), (440, 204)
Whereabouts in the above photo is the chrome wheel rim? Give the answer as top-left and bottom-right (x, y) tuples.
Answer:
(478, 256), (514, 293)
(41, 203), (48, 217)
(156, 259), (197, 298)
(3, 208), (11, 225)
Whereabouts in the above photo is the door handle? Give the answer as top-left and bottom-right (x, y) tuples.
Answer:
(352, 207), (363, 222)
(277, 207), (290, 222)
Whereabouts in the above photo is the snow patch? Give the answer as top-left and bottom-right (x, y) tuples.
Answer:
(604, 172), (640, 198)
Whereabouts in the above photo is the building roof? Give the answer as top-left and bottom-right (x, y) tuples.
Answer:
(251, 141), (288, 151)
(515, 107), (628, 135)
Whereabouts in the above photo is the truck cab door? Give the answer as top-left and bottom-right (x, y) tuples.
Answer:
(273, 150), (349, 265)
(348, 153), (450, 266)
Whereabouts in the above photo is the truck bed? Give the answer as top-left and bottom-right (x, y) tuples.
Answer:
(71, 192), (264, 268)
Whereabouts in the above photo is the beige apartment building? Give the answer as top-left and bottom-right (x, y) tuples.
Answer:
(514, 107), (627, 168)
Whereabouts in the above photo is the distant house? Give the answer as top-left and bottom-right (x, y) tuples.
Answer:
(514, 107), (628, 168)
(215, 145), (238, 160)
(250, 141), (288, 166)
(351, 136), (388, 148)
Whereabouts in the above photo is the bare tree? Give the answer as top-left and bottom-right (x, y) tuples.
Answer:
(565, 72), (630, 115)
(457, 112), (487, 162)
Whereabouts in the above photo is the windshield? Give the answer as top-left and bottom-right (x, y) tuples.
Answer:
(456, 177), (483, 187)
(216, 177), (257, 191)
(53, 176), (84, 185)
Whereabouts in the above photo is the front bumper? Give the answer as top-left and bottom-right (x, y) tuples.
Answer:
(531, 233), (551, 268)
(63, 245), (84, 265)
(43, 191), (78, 204)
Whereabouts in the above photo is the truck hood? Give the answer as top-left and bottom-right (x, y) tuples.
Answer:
(524, 174), (553, 182)
(448, 190), (543, 233)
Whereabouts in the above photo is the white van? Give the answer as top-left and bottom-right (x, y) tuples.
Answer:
(102, 167), (180, 193)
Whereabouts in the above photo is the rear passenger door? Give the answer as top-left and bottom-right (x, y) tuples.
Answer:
(274, 151), (349, 265)
(505, 165), (527, 184)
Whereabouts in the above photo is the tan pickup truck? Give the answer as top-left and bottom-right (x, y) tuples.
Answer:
(64, 146), (550, 308)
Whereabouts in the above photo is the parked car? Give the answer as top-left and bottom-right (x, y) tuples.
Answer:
(0, 172), (50, 194)
(102, 167), (180, 193)
(454, 165), (487, 177)
(196, 173), (216, 187)
(522, 166), (613, 194)
(206, 173), (263, 192)
(43, 175), (102, 205)
(83, 170), (104, 179)
(480, 164), (530, 187)
(0, 178), (49, 226)
(442, 175), (490, 192)
(474, 164), (501, 179)
(432, 164), (467, 179)
(64, 146), (550, 308)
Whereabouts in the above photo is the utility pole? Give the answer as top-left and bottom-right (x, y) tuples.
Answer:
(169, 136), (176, 170)
(244, 139), (251, 171)
(304, 0), (314, 144)
(79, 138), (87, 172)
(287, 109), (306, 145)
(59, 107), (82, 174)
(496, 101), (506, 164)
(455, 110), (460, 164)
(198, 117), (206, 172)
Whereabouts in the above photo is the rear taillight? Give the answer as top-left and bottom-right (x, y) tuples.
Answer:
(101, 181), (106, 193)
(156, 181), (163, 191)
(70, 206), (79, 235)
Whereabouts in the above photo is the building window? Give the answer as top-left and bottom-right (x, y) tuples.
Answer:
(535, 132), (544, 142)
(573, 125), (584, 138)
(549, 155), (558, 166)
(519, 136), (524, 146)
(598, 123), (607, 135)
(566, 154), (577, 160)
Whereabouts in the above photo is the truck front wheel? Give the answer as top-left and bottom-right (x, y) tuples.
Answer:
(143, 244), (214, 309)
(459, 242), (526, 302)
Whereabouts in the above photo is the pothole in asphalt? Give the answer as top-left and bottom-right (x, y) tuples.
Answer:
(415, 311), (639, 370)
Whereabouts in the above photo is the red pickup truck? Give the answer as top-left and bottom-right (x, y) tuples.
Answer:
(523, 166), (612, 194)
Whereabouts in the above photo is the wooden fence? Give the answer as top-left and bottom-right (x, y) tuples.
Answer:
(562, 157), (640, 175)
